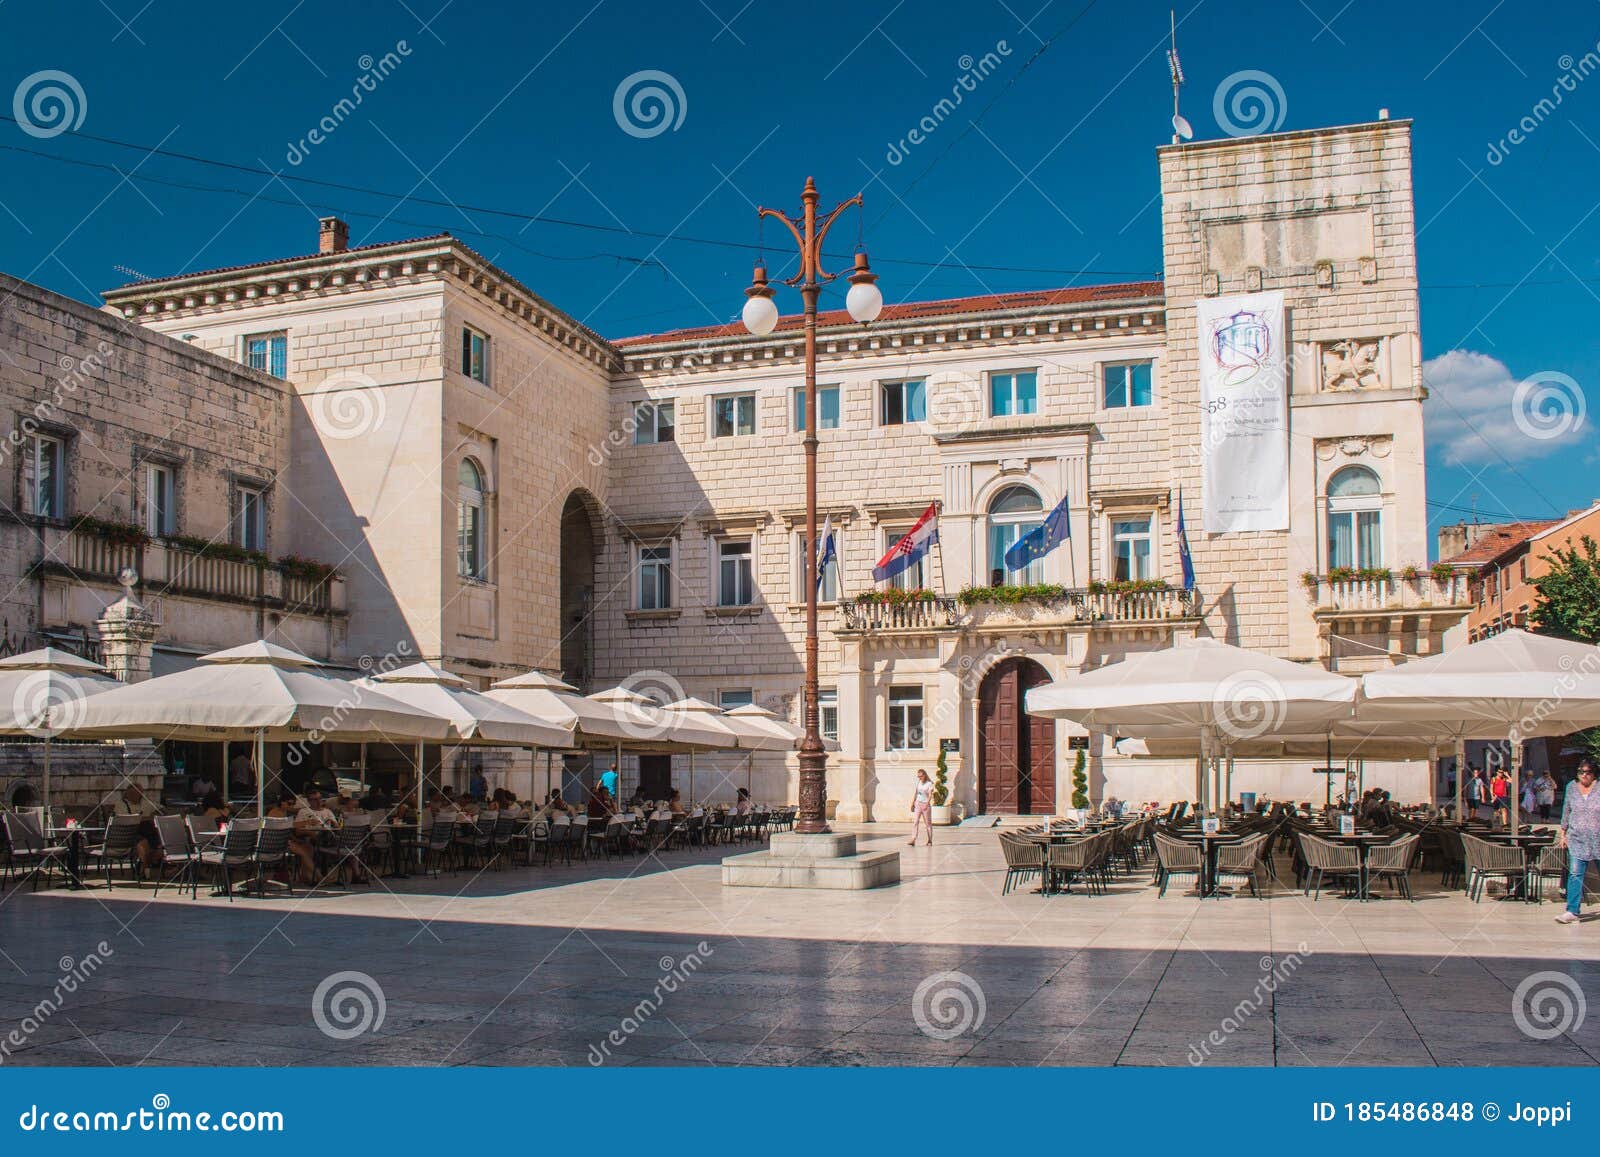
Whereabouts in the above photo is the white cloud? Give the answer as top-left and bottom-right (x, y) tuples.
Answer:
(1423, 350), (1588, 466)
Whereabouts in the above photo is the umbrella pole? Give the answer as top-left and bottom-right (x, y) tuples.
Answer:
(254, 729), (265, 818)
(41, 737), (51, 816)
(747, 752), (753, 800)
(689, 751), (695, 806)
(358, 742), (367, 793)
(415, 741), (425, 814)
(1455, 737), (1468, 819)
(1509, 730), (1522, 836)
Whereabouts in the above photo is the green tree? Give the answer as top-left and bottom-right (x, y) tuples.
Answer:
(1070, 748), (1089, 810)
(932, 747), (949, 807)
(1529, 535), (1600, 642)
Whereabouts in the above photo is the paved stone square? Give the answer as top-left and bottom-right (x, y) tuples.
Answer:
(0, 825), (1595, 1067)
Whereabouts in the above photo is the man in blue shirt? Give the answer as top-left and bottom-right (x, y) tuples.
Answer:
(599, 763), (619, 800)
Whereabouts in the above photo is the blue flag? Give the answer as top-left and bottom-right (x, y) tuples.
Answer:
(1176, 489), (1195, 592)
(1004, 494), (1071, 572)
(815, 516), (836, 593)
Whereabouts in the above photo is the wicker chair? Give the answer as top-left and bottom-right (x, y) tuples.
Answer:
(1297, 833), (1360, 900)
(1436, 827), (1468, 889)
(1531, 842), (1569, 904)
(85, 814), (146, 889)
(1365, 833), (1421, 901)
(1046, 839), (1100, 895)
(999, 834), (1045, 895)
(152, 814), (200, 898)
(1215, 832), (1269, 898)
(1461, 833), (1528, 902)
(1152, 833), (1202, 897)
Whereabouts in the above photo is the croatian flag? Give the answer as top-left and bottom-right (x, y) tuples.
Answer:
(815, 515), (837, 593)
(872, 502), (939, 582)
(1176, 488), (1196, 592)
(1004, 494), (1071, 572)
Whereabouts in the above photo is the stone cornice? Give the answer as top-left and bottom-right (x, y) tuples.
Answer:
(615, 300), (1166, 380)
(101, 237), (621, 374)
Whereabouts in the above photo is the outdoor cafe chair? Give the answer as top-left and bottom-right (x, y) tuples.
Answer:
(1461, 833), (1529, 902)
(490, 814), (516, 867)
(199, 819), (260, 901)
(254, 817), (295, 896)
(998, 833), (1044, 895)
(320, 814), (374, 888)
(1297, 833), (1360, 900)
(1047, 837), (1103, 896)
(1151, 832), (1201, 898)
(1436, 827), (1467, 889)
(1365, 832), (1421, 901)
(1532, 842), (1570, 903)
(1215, 831), (1270, 898)
(1, 810), (68, 892)
(643, 816), (673, 853)
(152, 813), (200, 898)
(424, 816), (457, 875)
(85, 814), (146, 890)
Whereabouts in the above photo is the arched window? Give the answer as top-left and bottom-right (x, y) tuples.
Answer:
(457, 458), (488, 580)
(1326, 465), (1382, 570)
(986, 485), (1045, 586)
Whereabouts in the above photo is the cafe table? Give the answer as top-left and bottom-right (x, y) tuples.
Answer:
(1176, 831), (1245, 897)
(47, 824), (103, 890)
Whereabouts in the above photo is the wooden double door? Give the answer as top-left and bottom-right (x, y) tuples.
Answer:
(978, 657), (1056, 815)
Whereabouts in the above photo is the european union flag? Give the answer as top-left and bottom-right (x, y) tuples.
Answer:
(1176, 488), (1195, 592)
(1004, 495), (1071, 572)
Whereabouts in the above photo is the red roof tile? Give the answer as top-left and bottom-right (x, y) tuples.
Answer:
(1441, 521), (1560, 567)
(104, 234), (454, 293)
(612, 280), (1166, 346)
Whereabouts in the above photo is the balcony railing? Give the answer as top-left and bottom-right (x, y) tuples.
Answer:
(39, 527), (340, 617)
(1306, 574), (1473, 614)
(837, 588), (1202, 634)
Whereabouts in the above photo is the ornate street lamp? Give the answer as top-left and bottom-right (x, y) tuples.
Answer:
(741, 178), (882, 834)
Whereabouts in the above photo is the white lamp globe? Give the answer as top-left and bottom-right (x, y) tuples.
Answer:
(846, 279), (883, 324)
(741, 294), (779, 335)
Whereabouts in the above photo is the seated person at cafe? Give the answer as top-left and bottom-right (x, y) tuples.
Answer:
(198, 791), (230, 824)
(114, 784), (162, 870)
(734, 787), (754, 816)
(627, 787), (648, 811)
(588, 785), (617, 821)
(288, 789), (339, 884)
(538, 789), (578, 820)
(667, 789), (684, 814)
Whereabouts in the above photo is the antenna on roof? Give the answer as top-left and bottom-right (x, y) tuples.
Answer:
(1168, 10), (1192, 143)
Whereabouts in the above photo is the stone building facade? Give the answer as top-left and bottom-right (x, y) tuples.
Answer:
(66, 117), (1468, 817)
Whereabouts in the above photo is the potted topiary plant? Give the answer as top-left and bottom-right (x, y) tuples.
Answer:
(1070, 748), (1089, 820)
(930, 747), (954, 825)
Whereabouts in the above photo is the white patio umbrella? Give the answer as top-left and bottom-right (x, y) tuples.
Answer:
(1359, 629), (1600, 833)
(1025, 638), (1359, 812)
(659, 696), (742, 803)
(59, 640), (450, 816)
(359, 661), (575, 815)
(722, 703), (803, 801)
(0, 648), (119, 812)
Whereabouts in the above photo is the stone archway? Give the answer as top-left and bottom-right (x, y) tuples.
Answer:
(559, 490), (602, 691)
(977, 656), (1055, 815)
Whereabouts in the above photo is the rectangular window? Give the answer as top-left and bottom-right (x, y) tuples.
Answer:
(793, 385), (841, 431)
(887, 686), (924, 751)
(1112, 517), (1154, 582)
(882, 526), (924, 591)
(989, 370), (1038, 417)
(462, 326), (489, 384)
(237, 485), (266, 552)
(144, 463), (176, 536)
(1327, 510), (1381, 570)
(713, 394), (756, 438)
(1102, 361), (1153, 409)
(818, 688), (838, 743)
(718, 538), (753, 606)
(632, 400), (675, 445)
(244, 332), (287, 379)
(880, 379), (927, 426)
(718, 689), (754, 710)
(638, 544), (672, 610)
(24, 434), (64, 519)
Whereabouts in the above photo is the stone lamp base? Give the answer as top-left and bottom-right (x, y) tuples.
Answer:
(721, 831), (901, 890)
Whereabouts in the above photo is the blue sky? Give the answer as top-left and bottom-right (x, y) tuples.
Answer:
(1, 0), (1597, 550)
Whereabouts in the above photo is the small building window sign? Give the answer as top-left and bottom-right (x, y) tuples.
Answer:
(938, 737), (959, 753)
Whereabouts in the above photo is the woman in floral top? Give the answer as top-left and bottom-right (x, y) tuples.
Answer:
(1557, 760), (1600, 924)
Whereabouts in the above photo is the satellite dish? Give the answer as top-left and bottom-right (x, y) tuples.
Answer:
(1172, 114), (1194, 141)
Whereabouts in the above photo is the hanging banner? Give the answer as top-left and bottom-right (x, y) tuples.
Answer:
(1196, 290), (1288, 532)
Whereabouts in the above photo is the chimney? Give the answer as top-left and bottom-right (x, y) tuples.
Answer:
(319, 216), (349, 254)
